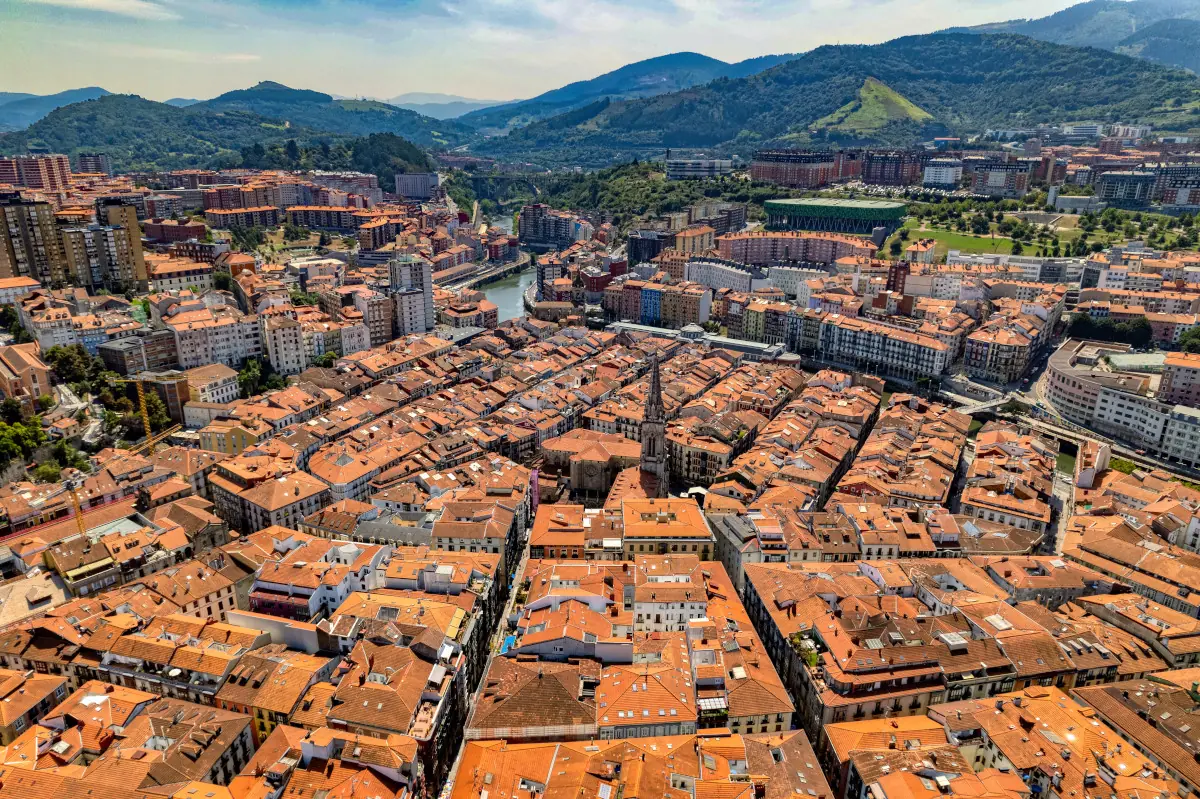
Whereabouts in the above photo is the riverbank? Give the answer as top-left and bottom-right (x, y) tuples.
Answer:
(480, 267), (536, 322)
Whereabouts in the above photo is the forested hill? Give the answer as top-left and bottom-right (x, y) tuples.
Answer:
(476, 33), (1200, 167)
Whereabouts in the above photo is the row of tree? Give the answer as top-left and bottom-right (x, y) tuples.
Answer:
(1065, 313), (1154, 349)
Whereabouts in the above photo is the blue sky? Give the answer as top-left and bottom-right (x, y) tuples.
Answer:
(2, 0), (1081, 101)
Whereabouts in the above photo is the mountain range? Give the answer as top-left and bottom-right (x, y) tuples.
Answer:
(458, 51), (800, 132)
(0, 87), (110, 131)
(5, 1), (1200, 171)
(947, 0), (1200, 72)
(475, 33), (1200, 167)
(387, 93), (512, 119)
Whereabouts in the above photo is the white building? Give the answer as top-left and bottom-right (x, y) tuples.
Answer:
(388, 256), (435, 333)
(767, 266), (828, 300)
(665, 159), (734, 181)
(263, 316), (308, 376)
(394, 173), (441, 200)
(167, 307), (262, 370)
(185, 363), (240, 405)
(684, 258), (769, 293)
(923, 158), (963, 188)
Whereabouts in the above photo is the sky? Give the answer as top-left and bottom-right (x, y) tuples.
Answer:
(2, 0), (1083, 102)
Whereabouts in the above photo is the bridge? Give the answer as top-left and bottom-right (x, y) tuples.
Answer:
(956, 396), (1013, 415)
(463, 173), (542, 201)
(439, 254), (532, 291)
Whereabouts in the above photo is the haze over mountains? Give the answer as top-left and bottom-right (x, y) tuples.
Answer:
(387, 93), (514, 120)
(0, 87), (110, 131)
(947, 0), (1200, 71)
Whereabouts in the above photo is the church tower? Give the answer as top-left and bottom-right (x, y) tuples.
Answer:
(640, 353), (669, 497)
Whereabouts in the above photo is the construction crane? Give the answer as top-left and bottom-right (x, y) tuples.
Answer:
(111, 376), (174, 455)
(63, 476), (86, 537)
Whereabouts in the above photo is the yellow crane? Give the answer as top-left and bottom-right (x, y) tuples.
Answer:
(64, 476), (86, 537)
(111, 376), (178, 455)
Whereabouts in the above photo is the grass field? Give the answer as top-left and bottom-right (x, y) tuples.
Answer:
(814, 78), (931, 136)
(1056, 453), (1076, 475)
(888, 221), (1013, 257)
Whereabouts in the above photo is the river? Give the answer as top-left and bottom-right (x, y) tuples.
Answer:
(481, 267), (535, 322)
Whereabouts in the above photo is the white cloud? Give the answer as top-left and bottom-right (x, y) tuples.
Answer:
(25, 0), (179, 20)
(76, 41), (260, 63)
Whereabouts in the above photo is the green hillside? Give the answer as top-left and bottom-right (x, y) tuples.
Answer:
(1116, 18), (1200, 72)
(195, 82), (471, 148)
(0, 93), (436, 186)
(812, 78), (933, 138)
(475, 33), (1200, 167)
(0, 94), (336, 171)
(947, 0), (1200, 71)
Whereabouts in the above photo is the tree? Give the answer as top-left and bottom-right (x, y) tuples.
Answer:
(214, 272), (233, 292)
(32, 463), (61, 483)
(889, 239), (903, 256)
(1011, 241), (1023, 255)
(282, 223), (309, 242)
(0, 398), (22, 425)
(1067, 312), (1154, 349)
(144, 390), (170, 433)
(289, 289), (319, 307)
(312, 351), (337, 368)
(0, 306), (30, 344)
(285, 139), (302, 164)
(43, 345), (91, 385)
(238, 358), (264, 398)
(1181, 327), (1200, 354)
(36, 394), (55, 413)
(229, 225), (266, 252)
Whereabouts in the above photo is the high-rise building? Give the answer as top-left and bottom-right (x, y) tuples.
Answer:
(75, 153), (113, 176)
(0, 154), (72, 191)
(862, 150), (926, 186)
(264, 316), (308, 376)
(99, 200), (148, 289)
(60, 225), (142, 291)
(387, 255), (435, 333)
(640, 354), (669, 496)
(628, 230), (672, 266)
(518, 204), (585, 251)
(394, 173), (440, 200)
(750, 149), (862, 188)
(0, 191), (68, 285)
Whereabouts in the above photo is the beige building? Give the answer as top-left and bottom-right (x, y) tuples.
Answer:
(621, 497), (714, 559)
(0, 343), (51, 407)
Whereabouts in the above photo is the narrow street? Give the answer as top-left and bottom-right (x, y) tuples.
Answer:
(440, 545), (530, 799)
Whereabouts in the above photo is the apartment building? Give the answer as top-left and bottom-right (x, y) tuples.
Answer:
(388, 255), (436, 333)
(165, 306), (262, 370)
(1160, 352), (1200, 407)
(0, 191), (67, 284)
(718, 230), (876, 266)
(0, 343), (51, 407)
(263, 316), (307, 376)
(60, 225), (146, 292)
(148, 257), (214, 293)
(0, 154), (71, 190)
(185, 363), (240, 405)
(818, 314), (950, 379)
(750, 148), (862, 187)
(684, 257), (769, 293)
(205, 206), (281, 228)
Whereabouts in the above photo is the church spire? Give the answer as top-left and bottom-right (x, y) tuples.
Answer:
(640, 353), (669, 497)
